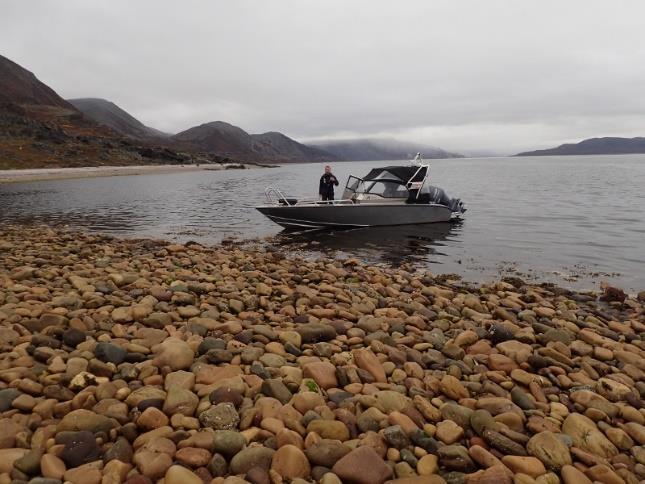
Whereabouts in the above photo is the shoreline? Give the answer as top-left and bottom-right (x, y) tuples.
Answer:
(0, 162), (260, 184)
(0, 225), (643, 483)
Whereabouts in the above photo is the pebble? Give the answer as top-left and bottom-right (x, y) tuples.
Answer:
(0, 226), (642, 484)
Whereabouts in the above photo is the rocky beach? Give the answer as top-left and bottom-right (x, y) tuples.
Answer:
(0, 225), (644, 484)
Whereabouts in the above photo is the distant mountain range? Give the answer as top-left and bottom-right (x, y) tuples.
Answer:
(68, 98), (169, 139)
(0, 53), (463, 169)
(517, 137), (645, 156)
(312, 138), (463, 161)
(173, 121), (332, 163)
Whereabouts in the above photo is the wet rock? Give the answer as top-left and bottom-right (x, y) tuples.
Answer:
(562, 413), (618, 458)
(297, 324), (337, 343)
(332, 446), (393, 484)
(57, 431), (102, 468)
(305, 440), (352, 468)
(213, 430), (247, 458)
(527, 431), (572, 471)
(94, 341), (127, 364)
(261, 379), (293, 404)
(230, 447), (276, 474)
(199, 402), (240, 430)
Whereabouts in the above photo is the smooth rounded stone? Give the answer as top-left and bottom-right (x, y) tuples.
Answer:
(206, 348), (235, 364)
(163, 387), (199, 416)
(353, 349), (387, 382)
(357, 413), (381, 433)
(561, 464), (593, 484)
(246, 466), (271, 484)
(476, 397), (522, 416)
(483, 429), (528, 456)
(137, 407), (169, 430)
(0, 388), (21, 411)
(64, 466), (102, 484)
(57, 409), (115, 433)
(296, 323), (337, 343)
(94, 341), (127, 364)
(440, 403), (472, 429)
(261, 379), (292, 404)
(134, 450), (173, 480)
(303, 361), (338, 389)
(511, 387), (536, 410)
(440, 375), (469, 400)
(307, 420), (350, 441)
(437, 445), (476, 473)
(399, 448), (418, 468)
(416, 454), (438, 475)
(165, 464), (202, 484)
(586, 464), (625, 484)
(501, 456), (546, 477)
(488, 324), (515, 344)
(198, 337), (226, 355)
(62, 328), (87, 347)
(271, 444), (311, 479)
(57, 431), (102, 467)
(176, 447), (212, 467)
(230, 447), (276, 475)
(14, 449), (43, 476)
(0, 448), (29, 473)
(305, 440), (351, 468)
(372, 391), (410, 413)
(213, 430), (247, 458)
(259, 353), (286, 368)
(562, 413), (618, 458)
(436, 420), (464, 445)
(40, 454), (65, 480)
(410, 429), (439, 454)
(104, 437), (134, 463)
(153, 338), (194, 370)
(209, 453), (228, 477)
(526, 431), (572, 471)
(320, 472), (343, 484)
(465, 465), (511, 484)
(470, 410), (500, 436)
(623, 422), (645, 445)
(332, 446), (393, 484)
(209, 387), (244, 408)
(384, 425), (410, 449)
(292, 392), (326, 414)
(199, 403), (240, 430)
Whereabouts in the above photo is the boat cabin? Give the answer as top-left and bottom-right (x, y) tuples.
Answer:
(342, 165), (428, 204)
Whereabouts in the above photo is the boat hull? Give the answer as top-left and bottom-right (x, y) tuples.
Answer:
(256, 203), (453, 229)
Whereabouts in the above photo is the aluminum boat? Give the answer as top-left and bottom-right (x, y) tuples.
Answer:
(256, 159), (465, 230)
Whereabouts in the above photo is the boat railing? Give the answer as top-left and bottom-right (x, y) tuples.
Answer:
(264, 187), (354, 206)
(265, 187), (292, 204)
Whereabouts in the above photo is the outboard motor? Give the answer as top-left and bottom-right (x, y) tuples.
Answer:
(411, 185), (466, 213)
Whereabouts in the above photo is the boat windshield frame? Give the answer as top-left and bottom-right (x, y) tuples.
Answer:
(343, 164), (429, 199)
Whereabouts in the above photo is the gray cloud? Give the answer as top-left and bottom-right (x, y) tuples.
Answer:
(2, 0), (644, 154)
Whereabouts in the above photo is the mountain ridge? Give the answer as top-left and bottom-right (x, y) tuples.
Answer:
(173, 121), (334, 163)
(516, 137), (645, 156)
(68, 98), (169, 139)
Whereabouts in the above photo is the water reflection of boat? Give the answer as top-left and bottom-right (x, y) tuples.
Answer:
(272, 221), (461, 266)
(257, 159), (466, 229)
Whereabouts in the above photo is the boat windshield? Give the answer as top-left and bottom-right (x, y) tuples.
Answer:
(364, 181), (409, 198)
(343, 175), (409, 199)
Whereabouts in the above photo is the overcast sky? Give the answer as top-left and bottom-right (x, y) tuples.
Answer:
(2, 0), (645, 154)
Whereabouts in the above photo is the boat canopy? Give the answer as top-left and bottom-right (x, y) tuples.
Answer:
(362, 166), (427, 185)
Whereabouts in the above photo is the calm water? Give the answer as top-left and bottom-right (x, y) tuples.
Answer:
(1, 155), (644, 291)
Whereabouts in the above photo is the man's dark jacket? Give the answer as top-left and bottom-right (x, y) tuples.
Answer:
(319, 173), (339, 199)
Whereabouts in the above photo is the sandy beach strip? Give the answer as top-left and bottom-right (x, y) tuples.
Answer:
(0, 163), (250, 184)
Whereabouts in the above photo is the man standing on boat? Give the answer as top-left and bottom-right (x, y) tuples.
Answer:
(319, 165), (339, 201)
